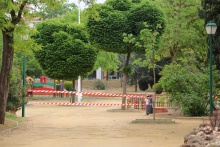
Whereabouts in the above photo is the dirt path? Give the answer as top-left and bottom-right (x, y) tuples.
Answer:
(0, 98), (202, 147)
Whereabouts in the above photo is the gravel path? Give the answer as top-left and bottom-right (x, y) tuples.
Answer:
(0, 99), (202, 147)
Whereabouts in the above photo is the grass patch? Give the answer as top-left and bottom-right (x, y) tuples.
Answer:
(5, 112), (18, 120)
(0, 112), (24, 132)
(131, 119), (176, 124)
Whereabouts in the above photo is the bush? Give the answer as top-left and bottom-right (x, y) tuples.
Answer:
(6, 68), (27, 111)
(93, 80), (105, 90)
(64, 81), (72, 91)
(138, 76), (154, 91)
(159, 64), (220, 116)
(152, 83), (163, 94)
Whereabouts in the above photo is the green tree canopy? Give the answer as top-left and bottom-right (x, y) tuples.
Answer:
(153, 0), (207, 63)
(86, 0), (166, 109)
(87, 0), (165, 54)
(32, 21), (98, 80)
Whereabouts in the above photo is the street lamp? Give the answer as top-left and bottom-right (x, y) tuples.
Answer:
(77, 0), (82, 102)
(205, 22), (217, 116)
(77, 0), (91, 102)
(21, 35), (27, 117)
(22, 56), (26, 117)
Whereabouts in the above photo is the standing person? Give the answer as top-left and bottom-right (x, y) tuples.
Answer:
(146, 95), (153, 115)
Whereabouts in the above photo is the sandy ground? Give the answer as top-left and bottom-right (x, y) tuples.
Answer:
(0, 98), (203, 147)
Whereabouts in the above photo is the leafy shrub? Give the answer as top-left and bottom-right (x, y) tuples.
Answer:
(6, 68), (27, 111)
(138, 76), (154, 91)
(64, 81), (72, 91)
(152, 83), (163, 94)
(159, 64), (220, 116)
(93, 80), (105, 90)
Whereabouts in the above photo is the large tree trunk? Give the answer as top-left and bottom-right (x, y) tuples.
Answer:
(0, 30), (15, 124)
(121, 52), (130, 110)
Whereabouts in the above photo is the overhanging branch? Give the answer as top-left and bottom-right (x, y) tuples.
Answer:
(11, 0), (28, 25)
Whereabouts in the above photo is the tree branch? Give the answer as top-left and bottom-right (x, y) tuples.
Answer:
(10, 0), (16, 23)
(11, 0), (28, 25)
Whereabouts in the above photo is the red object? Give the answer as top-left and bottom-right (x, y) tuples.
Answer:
(40, 76), (47, 84)
(154, 108), (168, 113)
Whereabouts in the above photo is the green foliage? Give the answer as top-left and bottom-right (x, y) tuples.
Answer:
(87, 8), (131, 54)
(158, 64), (220, 116)
(122, 65), (133, 76)
(5, 112), (17, 119)
(64, 81), (72, 91)
(199, 0), (220, 70)
(153, 0), (207, 63)
(152, 83), (163, 94)
(6, 64), (27, 111)
(25, 52), (43, 78)
(13, 50), (44, 78)
(0, 0), (63, 31)
(138, 25), (162, 66)
(32, 21), (98, 80)
(157, 96), (165, 102)
(128, 2), (166, 36)
(132, 0), (141, 3)
(87, 0), (166, 54)
(94, 51), (119, 73)
(93, 80), (105, 90)
(106, 0), (132, 11)
(138, 76), (154, 91)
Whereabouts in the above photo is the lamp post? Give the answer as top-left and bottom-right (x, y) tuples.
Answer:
(77, 0), (82, 102)
(205, 22), (217, 116)
(22, 56), (26, 117)
(21, 35), (27, 117)
(77, 0), (91, 102)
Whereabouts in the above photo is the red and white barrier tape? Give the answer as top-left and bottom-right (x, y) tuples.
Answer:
(32, 90), (152, 98)
(28, 102), (147, 107)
